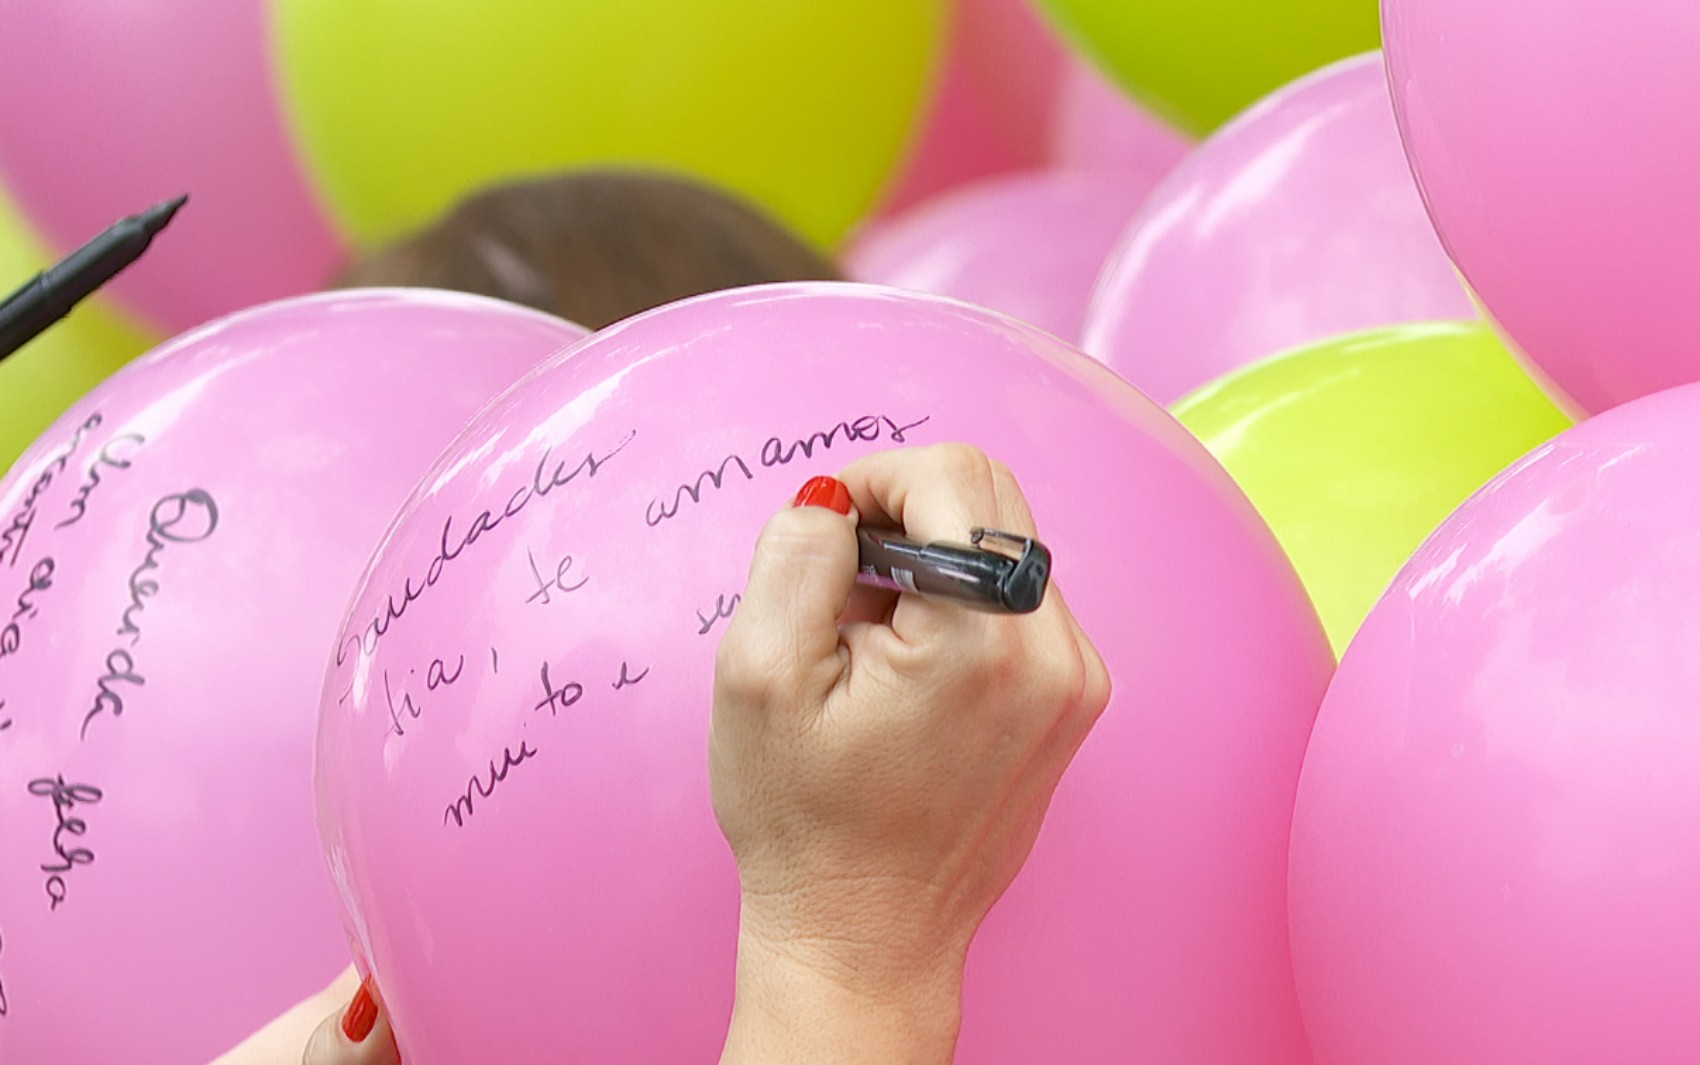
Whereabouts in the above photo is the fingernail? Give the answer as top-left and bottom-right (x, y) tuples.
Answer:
(792, 476), (851, 515)
(341, 973), (380, 1043)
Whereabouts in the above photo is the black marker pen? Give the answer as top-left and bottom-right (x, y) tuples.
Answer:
(0, 195), (188, 363)
(856, 526), (1052, 614)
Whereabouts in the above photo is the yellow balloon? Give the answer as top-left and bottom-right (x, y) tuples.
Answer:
(1034, 0), (1379, 135)
(273, 0), (945, 251)
(0, 189), (158, 477)
(1174, 322), (1573, 654)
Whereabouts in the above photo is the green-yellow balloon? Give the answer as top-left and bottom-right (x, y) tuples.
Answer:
(273, 0), (945, 251)
(1034, 0), (1380, 135)
(1174, 322), (1573, 654)
(0, 189), (157, 477)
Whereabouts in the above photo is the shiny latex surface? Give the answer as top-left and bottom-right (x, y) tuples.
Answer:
(849, 169), (1165, 344)
(0, 289), (584, 1065)
(1175, 320), (1571, 654)
(1086, 53), (1472, 406)
(1291, 382), (1700, 1062)
(315, 283), (1334, 1065)
(1384, 0), (1700, 412)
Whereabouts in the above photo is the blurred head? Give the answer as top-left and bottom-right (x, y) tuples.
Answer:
(332, 169), (842, 329)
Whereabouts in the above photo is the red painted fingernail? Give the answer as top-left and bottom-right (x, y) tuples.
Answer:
(342, 973), (380, 1043)
(792, 476), (851, 515)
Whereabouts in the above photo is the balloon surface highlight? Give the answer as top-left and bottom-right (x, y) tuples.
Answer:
(316, 284), (1332, 1065)
(1384, 0), (1700, 412)
(1174, 321), (1571, 653)
(1291, 382), (1700, 1063)
(850, 170), (1161, 343)
(1085, 53), (1472, 406)
(0, 291), (585, 1065)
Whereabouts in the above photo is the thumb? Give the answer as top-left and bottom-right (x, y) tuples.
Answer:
(301, 973), (399, 1065)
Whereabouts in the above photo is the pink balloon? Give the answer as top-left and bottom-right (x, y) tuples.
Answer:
(849, 170), (1160, 342)
(1290, 383), (1700, 1063)
(955, 0), (1070, 158)
(1050, 59), (1194, 177)
(878, 49), (1043, 217)
(0, 0), (346, 334)
(878, 0), (1065, 216)
(0, 291), (584, 1065)
(1385, 0), (1700, 413)
(315, 285), (1332, 1064)
(1083, 52), (1474, 406)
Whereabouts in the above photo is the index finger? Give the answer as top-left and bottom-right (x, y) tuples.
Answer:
(835, 445), (1044, 647)
(836, 444), (1039, 546)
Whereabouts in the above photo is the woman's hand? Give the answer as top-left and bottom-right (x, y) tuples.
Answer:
(713, 445), (1112, 1065)
(209, 965), (398, 1065)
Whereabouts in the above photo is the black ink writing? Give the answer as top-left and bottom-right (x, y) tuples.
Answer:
(0, 557), (54, 662)
(428, 655), (464, 689)
(0, 413), (102, 567)
(646, 412), (930, 528)
(339, 433), (635, 667)
(613, 662), (650, 690)
(118, 490), (220, 643)
(83, 650), (145, 738)
(443, 659), (589, 830)
(81, 490), (220, 739)
(525, 547), (588, 606)
(491, 647), (500, 674)
(758, 414), (931, 468)
(697, 593), (741, 636)
(535, 660), (586, 717)
(28, 775), (103, 912)
(385, 655), (465, 737)
(645, 454), (754, 527)
(0, 927), (8, 1016)
(56, 432), (145, 530)
(443, 740), (538, 828)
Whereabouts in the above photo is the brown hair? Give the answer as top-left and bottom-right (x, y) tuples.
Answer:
(332, 169), (842, 329)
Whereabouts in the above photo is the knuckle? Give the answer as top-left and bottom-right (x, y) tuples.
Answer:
(714, 623), (780, 700)
(928, 442), (998, 492)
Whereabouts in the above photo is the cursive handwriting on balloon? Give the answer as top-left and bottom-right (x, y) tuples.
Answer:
(645, 412), (930, 527)
(444, 657), (648, 829)
(525, 547), (588, 606)
(81, 490), (221, 739)
(612, 662), (649, 690)
(384, 655), (466, 738)
(56, 432), (145, 530)
(443, 740), (538, 829)
(0, 413), (103, 568)
(696, 592), (741, 636)
(340, 433), (636, 668)
(0, 557), (55, 662)
(28, 774), (104, 912)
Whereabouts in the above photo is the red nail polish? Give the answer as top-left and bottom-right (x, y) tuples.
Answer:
(792, 476), (851, 515)
(342, 973), (380, 1043)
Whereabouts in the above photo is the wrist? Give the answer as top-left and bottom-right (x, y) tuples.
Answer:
(721, 924), (966, 1065)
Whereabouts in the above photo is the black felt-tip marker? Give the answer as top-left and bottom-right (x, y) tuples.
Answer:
(0, 195), (188, 363)
(856, 527), (1052, 614)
